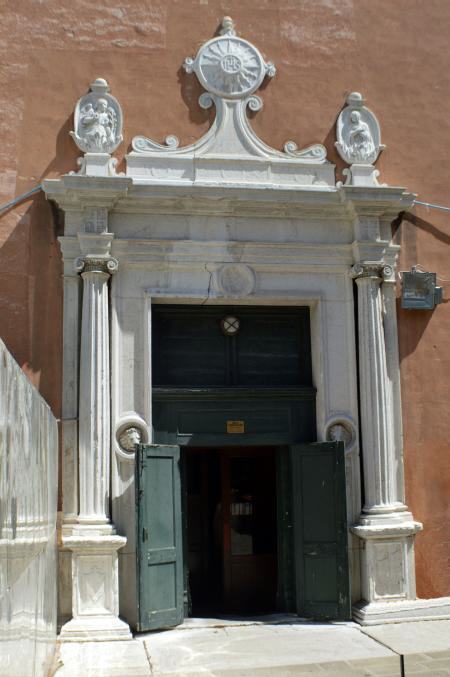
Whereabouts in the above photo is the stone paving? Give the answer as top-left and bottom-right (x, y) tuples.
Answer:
(362, 620), (450, 676)
(54, 618), (450, 676)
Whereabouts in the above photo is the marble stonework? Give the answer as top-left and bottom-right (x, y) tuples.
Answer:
(0, 340), (58, 676)
(42, 16), (446, 639)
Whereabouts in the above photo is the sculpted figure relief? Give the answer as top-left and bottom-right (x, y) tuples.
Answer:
(335, 92), (383, 167)
(346, 110), (376, 163)
(70, 78), (123, 155)
(79, 99), (117, 152)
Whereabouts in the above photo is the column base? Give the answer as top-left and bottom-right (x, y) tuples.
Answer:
(59, 614), (132, 642)
(353, 596), (450, 625)
(357, 503), (416, 528)
(62, 532), (132, 642)
(352, 516), (423, 604)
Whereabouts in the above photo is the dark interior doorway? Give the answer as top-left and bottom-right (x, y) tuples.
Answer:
(185, 447), (278, 616)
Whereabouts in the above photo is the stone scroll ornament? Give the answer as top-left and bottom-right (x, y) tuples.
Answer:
(70, 78), (123, 176)
(335, 92), (385, 187)
(131, 17), (327, 164)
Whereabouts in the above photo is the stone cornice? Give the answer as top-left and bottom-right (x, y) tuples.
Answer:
(42, 176), (132, 211)
(43, 175), (414, 222)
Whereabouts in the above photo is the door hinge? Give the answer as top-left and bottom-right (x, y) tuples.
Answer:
(142, 527), (148, 542)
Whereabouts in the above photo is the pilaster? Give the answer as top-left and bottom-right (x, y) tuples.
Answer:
(351, 262), (422, 615)
(58, 252), (82, 625)
(60, 231), (131, 642)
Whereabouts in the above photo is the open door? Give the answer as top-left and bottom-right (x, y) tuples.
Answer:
(290, 441), (350, 620)
(136, 444), (184, 631)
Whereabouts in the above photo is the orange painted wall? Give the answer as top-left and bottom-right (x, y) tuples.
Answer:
(0, 0), (449, 598)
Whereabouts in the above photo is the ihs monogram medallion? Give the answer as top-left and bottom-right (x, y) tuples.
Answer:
(184, 16), (275, 100)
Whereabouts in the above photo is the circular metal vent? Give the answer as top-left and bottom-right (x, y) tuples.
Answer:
(220, 315), (240, 336)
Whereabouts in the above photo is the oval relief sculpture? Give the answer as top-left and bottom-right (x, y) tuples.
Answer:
(335, 92), (383, 165)
(184, 17), (275, 100)
(71, 78), (123, 154)
(218, 264), (255, 298)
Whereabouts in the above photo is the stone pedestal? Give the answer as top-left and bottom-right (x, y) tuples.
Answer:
(351, 263), (422, 619)
(60, 252), (131, 642)
(59, 535), (131, 641)
(343, 163), (380, 186)
(76, 152), (120, 177)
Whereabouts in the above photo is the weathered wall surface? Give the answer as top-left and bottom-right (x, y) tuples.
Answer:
(0, 339), (58, 677)
(0, 0), (449, 598)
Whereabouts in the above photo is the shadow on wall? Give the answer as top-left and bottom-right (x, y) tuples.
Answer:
(0, 191), (63, 416)
(393, 211), (449, 362)
(40, 115), (79, 178)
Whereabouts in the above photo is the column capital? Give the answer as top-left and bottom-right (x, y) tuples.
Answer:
(74, 256), (118, 275)
(351, 262), (393, 281)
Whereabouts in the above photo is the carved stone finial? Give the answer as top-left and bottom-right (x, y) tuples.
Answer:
(346, 91), (365, 108)
(220, 16), (236, 36)
(70, 78), (123, 176)
(335, 92), (386, 186)
(183, 19), (275, 100)
(89, 77), (110, 95)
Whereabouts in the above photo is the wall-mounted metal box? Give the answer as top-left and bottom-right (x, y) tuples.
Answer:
(401, 268), (443, 310)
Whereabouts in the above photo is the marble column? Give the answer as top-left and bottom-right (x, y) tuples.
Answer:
(60, 255), (131, 642)
(77, 257), (116, 527)
(351, 263), (421, 616)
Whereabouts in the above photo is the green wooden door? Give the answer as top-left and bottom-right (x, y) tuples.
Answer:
(290, 442), (350, 621)
(136, 444), (184, 631)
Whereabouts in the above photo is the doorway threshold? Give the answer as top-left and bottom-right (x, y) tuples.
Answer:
(175, 614), (353, 630)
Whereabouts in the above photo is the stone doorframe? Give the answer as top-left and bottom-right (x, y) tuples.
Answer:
(42, 16), (449, 639)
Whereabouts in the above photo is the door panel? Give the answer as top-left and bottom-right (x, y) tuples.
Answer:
(276, 447), (295, 612)
(136, 444), (184, 631)
(222, 449), (278, 613)
(290, 441), (350, 621)
(137, 443), (348, 624)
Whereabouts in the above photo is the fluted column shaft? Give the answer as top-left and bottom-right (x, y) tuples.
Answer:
(76, 256), (117, 525)
(352, 263), (405, 518)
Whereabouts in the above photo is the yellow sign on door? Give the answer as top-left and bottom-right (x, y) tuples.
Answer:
(227, 420), (245, 434)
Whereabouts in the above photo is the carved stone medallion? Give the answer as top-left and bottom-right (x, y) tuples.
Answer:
(218, 264), (255, 298)
(71, 78), (123, 154)
(118, 427), (142, 453)
(335, 92), (383, 165)
(325, 419), (356, 451)
(115, 417), (147, 462)
(184, 17), (275, 100)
